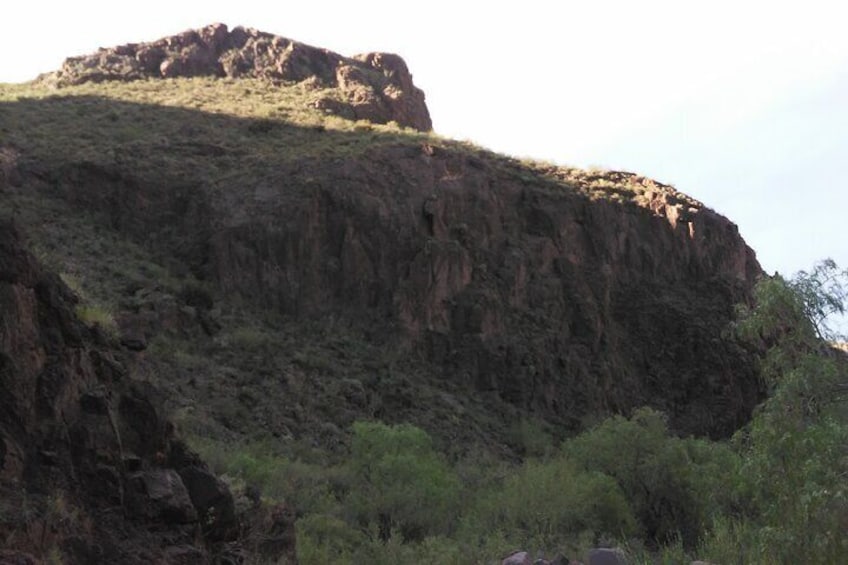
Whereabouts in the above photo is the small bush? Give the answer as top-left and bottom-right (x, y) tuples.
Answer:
(506, 418), (556, 458)
(296, 513), (362, 565)
(74, 303), (118, 337)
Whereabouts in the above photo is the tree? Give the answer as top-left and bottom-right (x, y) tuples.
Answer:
(345, 421), (461, 542)
(713, 260), (848, 562)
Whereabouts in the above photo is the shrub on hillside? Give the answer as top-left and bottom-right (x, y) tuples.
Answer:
(461, 457), (636, 554)
(562, 407), (738, 546)
(345, 421), (461, 542)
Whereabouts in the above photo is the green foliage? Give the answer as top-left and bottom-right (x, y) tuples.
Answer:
(346, 421), (461, 542)
(347, 531), (469, 565)
(74, 303), (118, 337)
(190, 439), (344, 517)
(463, 457), (636, 553)
(562, 407), (734, 546)
(789, 259), (848, 341)
(296, 513), (361, 565)
(701, 261), (848, 562)
(506, 418), (556, 458)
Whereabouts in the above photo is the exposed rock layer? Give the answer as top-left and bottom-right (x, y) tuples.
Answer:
(42, 23), (432, 131)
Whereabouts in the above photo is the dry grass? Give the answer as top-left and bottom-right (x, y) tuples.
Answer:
(0, 77), (673, 207)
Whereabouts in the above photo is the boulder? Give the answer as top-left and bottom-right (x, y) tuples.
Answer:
(127, 468), (197, 523)
(503, 551), (532, 565)
(586, 547), (628, 565)
(178, 465), (236, 540)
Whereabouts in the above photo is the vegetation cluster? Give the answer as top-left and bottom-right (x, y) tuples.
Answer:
(190, 262), (848, 563)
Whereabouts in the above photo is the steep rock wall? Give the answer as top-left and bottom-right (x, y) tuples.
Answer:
(199, 146), (762, 436)
(34, 142), (763, 437)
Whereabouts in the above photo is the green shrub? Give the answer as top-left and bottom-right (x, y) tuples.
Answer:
(350, 532), (468, 565)
(74, 303), (118, 337)
(562, 407), (724, 546)
(506, 418), (556, 458)
(296, 513), (362, 565)
(190, 439), (344, 516)
(462, 457), (636, 553)
(713, 262), (848, 563)
(345, 421), (461, 542)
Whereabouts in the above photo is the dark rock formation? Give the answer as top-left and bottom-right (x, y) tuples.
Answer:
(586, 547), (628, 565)
(32, 139), (763, 437)
(0, 222), (295, 563)
(198, 151), (762, 437)
(42, 23), (432, 131)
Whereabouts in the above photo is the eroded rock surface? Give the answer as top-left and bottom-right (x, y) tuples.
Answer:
(41, 23), (431, 131)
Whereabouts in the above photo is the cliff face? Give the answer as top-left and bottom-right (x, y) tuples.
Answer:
(25, 139), (762, 438)
(0, 223), (294, 564)
(188, 150), (763, 436)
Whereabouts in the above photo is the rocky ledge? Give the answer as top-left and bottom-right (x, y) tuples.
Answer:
(40, 22), (432, 131)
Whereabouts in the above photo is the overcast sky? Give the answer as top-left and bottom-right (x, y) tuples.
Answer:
(2, 0), (846, 280)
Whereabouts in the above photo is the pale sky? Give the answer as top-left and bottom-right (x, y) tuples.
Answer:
(2, 0), (847, 280)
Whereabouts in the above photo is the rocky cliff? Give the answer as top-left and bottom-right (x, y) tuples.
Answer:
(3, 24), (764, 456)
(41, 23), (431, 131)
(0, 222), (295, 563)
(185, 150), (764, 437)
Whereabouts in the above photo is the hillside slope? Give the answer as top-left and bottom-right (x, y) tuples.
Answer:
(0, 221), (295, 563)
(1, 24), (763, 462)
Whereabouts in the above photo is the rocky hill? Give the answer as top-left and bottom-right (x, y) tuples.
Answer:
(2, 24), (765, 563)
(40, 23), (431, 131)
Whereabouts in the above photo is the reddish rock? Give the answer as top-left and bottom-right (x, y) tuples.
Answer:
(43, 23), (432, 131)
(21, 141), (763, 438)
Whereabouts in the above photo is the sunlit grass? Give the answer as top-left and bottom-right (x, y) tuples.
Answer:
(0, 76), (678, 206)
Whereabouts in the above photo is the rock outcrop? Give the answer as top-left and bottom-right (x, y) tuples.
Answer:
(196, 150), (762, 436)
(0, 222), (295, 563)
(41, 23), (432, 131)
